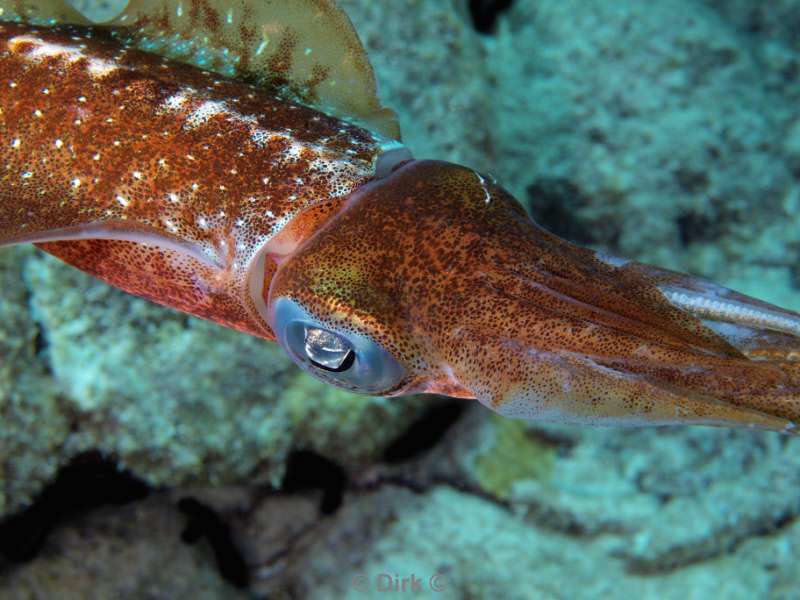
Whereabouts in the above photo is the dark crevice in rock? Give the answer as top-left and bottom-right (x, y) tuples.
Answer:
(431, 474), (513, 508)
(675, 209), (724, 247)
(382, 400), (466, 464)
(468, 0), (515, 35)
(0, 451), (149, 565)
(526, 177), (620, 247)
(517, 495), (633, 538)
(178, 497), (249, 588)
(18, 270), (52, 375)
(624, 510), (800, 575)
(358, 474), (430, 495)
(355, 475), (513, 513)
(32, 324), (48, 361)
(281, 450), (347, 515)
(673, 166), (710, 194)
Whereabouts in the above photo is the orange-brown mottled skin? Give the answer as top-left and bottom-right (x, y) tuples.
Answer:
(271, 160), (800, 431)
(3, 2), (800, 433)
(0, 21), (392, 337)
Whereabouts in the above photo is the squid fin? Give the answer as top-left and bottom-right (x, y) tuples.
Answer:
(103, 0), (401, 139)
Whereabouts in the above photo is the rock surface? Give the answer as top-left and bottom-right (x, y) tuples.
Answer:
(0, 496), (249, 599)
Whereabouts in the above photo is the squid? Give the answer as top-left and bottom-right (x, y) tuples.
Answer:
(1, 0), (800, 434)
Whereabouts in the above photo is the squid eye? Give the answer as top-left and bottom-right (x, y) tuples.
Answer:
(270, 297), (405, 394)
(303, 326), (355, 372)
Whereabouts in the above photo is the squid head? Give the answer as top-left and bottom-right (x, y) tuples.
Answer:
(268, 160), (800, 433)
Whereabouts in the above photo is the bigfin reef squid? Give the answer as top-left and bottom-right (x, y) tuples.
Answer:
(1, 0), (800, 434)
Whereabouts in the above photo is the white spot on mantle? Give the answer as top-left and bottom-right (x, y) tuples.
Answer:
(10, 35), (118, 79)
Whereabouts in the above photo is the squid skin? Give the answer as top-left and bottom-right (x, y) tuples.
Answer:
(0, 20), (399, 338)
(1, 9), (800, 434)
(270, 160), (800, 433)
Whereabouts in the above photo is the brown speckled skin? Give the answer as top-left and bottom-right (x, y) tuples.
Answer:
(3, 20), (800, 432)
(0, 22), (388, 338)
(271, 160), (800, 431)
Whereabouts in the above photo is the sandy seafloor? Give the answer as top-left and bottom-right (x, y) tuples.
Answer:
(2, 0), (800, 598)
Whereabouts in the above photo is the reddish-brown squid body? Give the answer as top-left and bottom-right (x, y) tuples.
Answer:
(2, 0), (800, 434)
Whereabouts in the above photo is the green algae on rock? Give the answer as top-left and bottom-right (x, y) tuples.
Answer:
(471, 416), (556, 499)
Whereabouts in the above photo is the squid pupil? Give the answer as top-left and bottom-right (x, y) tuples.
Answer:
(310, 349), (355, 373)
(304, 326), (355, 372)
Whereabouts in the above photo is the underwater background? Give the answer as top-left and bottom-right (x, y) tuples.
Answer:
(2, 0), (800, 598)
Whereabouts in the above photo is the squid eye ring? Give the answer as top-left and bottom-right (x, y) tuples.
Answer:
(270, 297), (406, 394)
